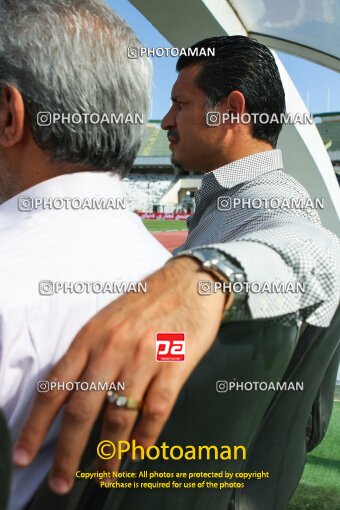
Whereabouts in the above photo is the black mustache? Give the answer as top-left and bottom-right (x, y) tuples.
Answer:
(167, 129), (180, 142)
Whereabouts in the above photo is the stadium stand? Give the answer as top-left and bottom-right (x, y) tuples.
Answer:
(122, 173), (176, 212)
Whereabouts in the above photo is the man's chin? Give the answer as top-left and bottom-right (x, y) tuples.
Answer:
(171, 153), (201, 173)
(170, 155), (187, 173)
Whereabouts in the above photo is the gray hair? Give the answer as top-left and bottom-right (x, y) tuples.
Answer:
(0, 0), (152, 177)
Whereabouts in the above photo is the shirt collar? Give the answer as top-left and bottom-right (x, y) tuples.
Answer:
(203, 149), (283, 189)
(0, 171), (126, 227)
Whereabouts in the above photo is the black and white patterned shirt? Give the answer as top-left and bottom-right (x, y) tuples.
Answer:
(174, 149), (340, 327)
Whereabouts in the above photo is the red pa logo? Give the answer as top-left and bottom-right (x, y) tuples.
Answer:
(156, 332), (185, 362)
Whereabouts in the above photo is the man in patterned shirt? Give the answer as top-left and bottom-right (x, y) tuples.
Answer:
(15, 35), (340, 496)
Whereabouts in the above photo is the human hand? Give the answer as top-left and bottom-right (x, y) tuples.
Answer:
(13, 257), (228, 494)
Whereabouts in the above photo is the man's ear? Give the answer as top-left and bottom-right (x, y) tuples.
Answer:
(0, 85), (25, 148)
(224, 90), (246, 117)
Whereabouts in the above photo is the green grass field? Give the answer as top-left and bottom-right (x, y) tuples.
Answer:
(288, 401), (340, 510)
(143, 219), (187, 231)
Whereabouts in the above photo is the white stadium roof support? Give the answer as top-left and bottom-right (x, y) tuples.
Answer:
(130, 0), (340, 235)
(228, 0), (340, 73)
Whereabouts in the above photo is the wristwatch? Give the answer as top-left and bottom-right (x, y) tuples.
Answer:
(174, 247), (248, 322)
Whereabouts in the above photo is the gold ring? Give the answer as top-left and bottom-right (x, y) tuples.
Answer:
(107, 391), (142, 410)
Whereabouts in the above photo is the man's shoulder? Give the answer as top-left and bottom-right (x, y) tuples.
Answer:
(0, 208), (170, 310)
(236, 169), (322, 223)
(244, 168), (309, 194)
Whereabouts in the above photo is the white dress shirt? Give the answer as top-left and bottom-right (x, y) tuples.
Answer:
(0, 171), (170, 510)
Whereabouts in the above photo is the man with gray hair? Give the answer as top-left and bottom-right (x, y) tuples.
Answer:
(4, 1), (340, 510)
(0, 1), (174, 509)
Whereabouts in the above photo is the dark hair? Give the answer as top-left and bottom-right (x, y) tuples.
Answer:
(176, 36), (286, 147)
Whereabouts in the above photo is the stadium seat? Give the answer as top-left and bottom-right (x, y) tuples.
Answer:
(228, 306), (340, 510)
(306, 342), (340, 452)
(0, 309), (338, 510)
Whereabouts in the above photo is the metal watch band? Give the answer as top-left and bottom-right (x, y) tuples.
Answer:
(174, 248), (248, 321)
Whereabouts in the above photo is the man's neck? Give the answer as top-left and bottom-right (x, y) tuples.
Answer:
(0, 164), (95, 202)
